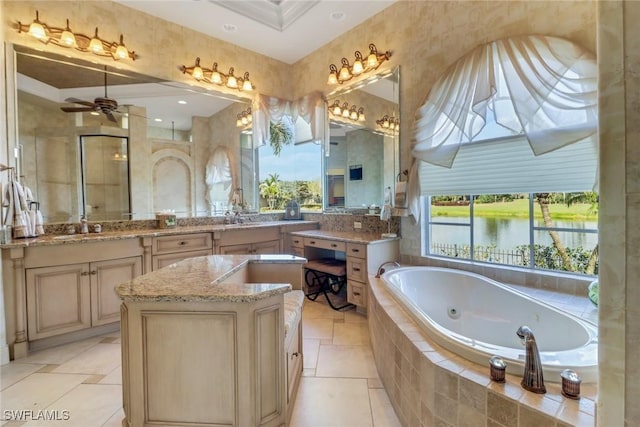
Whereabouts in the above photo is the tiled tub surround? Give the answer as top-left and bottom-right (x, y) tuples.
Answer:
(368, 275), (597, 427)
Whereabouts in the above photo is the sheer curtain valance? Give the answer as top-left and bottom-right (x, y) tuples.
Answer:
(253, 91), (326, 147)
(411, 35), (597, 168)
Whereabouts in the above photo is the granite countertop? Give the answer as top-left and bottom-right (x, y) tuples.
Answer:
(289, 229), (400, 245)
(0, 220), (317, 249)
(116, 254), (307, 303)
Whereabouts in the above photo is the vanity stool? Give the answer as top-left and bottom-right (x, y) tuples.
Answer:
(304, 258), (354, 311)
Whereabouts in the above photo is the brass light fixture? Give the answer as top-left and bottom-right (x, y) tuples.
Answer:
(327, 43), (391, 85)
(236, 108), (252, 127)
(376, 115), (399, 132)
(17, 10), (136, 61)
(329, 100), (365, 122)
(181, 57), (254, 92)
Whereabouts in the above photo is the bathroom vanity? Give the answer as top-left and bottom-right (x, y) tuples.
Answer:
(116, 254), (306, 427)
(0, 220), (316, 358)
(289, 230), (399, 312)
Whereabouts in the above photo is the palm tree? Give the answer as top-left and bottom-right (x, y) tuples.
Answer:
(269, 120), (294, 156)
(259, 173), (281, 210)
(535, 193), (574, 271)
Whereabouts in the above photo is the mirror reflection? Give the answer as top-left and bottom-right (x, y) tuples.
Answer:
(325, 67), (399, 211)
(13, 45), (251, 223)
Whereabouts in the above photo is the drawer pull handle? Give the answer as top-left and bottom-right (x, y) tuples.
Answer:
(331, 243), (337, 248)
(353, 292), (361, 296)
(290, 352), (299, 359)
(352, 249), (360, 253)
(310, 240), (316, 244)
(81, 271), (89, 276)
(179, 241), (187, 245)
(90, 270), (97, 275)
(353, 267), (361, 272)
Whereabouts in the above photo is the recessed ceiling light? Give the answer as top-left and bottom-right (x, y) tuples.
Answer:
(223, 23), (237, 32)
(154, 118), (163, 122)
(178, 100), (187, 105)
(330, 11), (346, 22)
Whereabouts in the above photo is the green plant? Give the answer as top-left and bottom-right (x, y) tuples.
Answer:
(269, 120), (294, 156)
(259, 173), (281, 210)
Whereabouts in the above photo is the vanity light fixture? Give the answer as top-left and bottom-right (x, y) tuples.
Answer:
(376, 115), (399, 132)
(181, 57), (254, 92)
(327, 43), (391, 85)
(329, 100), (365, 122)
(236, 108), (253, 127)
(17, 10), (137, 61)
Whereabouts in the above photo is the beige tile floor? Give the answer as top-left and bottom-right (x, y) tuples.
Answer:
(0, 299), (401, 427)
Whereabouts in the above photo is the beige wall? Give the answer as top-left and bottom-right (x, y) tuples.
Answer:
(5, 1), (638, 425)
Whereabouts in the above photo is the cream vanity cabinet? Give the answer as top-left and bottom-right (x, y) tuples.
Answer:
(150, 232), (213, 270)
(20, 240), (144, 344)
(292, 231), (399, 312)
(218, 227), (281, 255)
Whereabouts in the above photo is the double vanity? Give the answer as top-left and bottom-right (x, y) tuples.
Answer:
(1, 218), (399, 426)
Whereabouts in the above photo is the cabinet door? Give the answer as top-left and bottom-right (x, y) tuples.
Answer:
(219, 243), (252, 255)
(91, 257), (142, 326)
(152, 249), (213, 271)
(26, 264), (91, 340)
(253, 240), (281, 255)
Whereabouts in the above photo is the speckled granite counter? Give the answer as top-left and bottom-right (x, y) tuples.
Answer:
(289, 229), (400, 245)
(116, 254), (306, 303)
(0, 220), (317, 248)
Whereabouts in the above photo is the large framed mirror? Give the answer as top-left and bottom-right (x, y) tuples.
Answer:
(10, 44), (252, 223)
(324, 67), (400, 211)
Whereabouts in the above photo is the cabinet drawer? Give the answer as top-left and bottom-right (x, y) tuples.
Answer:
(291, 247), (305, 258)
(346, 243), (366, 259)
(290, 236), (304, 249)
(303, 237), (346, 252)
(152, 249), (213, 270)
(347, 257), (366, 282)
(152, 233), (212, 255)
(347, 281), (367, 307)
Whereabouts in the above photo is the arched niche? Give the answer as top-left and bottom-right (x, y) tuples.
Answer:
(151, 149), (195, 216)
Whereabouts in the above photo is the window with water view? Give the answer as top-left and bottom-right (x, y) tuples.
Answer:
(427, 192), (598, 275)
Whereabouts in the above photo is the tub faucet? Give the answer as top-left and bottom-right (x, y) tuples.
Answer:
(375, 261), (400, 278)
(516, 325), (546, 394)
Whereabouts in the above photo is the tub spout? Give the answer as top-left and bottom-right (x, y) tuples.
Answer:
(376, 261), (400, 278)
(516, 325), (546, 394)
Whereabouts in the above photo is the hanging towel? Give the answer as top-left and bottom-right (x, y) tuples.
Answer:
(380, 187), (393, 222)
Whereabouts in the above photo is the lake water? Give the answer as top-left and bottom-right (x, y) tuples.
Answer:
(431, 217), (598, 250)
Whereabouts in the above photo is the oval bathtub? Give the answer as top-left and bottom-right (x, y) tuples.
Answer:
(381, 266), (598, 382)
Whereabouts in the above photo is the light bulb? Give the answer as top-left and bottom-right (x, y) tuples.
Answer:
(241, 116), (248, 125)
(242, 72), (253, 91)
(114, 35), (128, 60)
(236, 117), (243, 127)
(211, 71), (222, 84)
(28, 12), (47, 40)
(328, 72), (338, 85)
(342, 109), (350, 118)
(89, 28), (104, 54)
(60, 21), (76, 46)
(338, 65), (351, 82)
(367, 52), (379, 69)
(192, 65), (204, 80)
(350, 109), (358, 120)
(332, 103), (341, 116)
(226, 68), (238, 89)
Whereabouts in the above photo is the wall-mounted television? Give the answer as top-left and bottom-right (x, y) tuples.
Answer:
(349, 164), (363, 181)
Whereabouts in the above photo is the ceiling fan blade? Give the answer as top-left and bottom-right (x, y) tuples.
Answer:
(61, 106), (96, 112)
(104, 111), (117, 122)
(64, 98), (96, 108)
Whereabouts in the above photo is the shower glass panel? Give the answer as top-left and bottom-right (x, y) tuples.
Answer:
(80, 135), (131, 221)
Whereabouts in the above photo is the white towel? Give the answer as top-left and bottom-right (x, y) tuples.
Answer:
(394, 181), (407, 208)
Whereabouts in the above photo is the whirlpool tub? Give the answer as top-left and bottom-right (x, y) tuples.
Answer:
(381, 267), (598, 382)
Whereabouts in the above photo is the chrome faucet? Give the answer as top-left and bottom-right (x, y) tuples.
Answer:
(516, 325), (546, 394)
(375, 261), (400, 278)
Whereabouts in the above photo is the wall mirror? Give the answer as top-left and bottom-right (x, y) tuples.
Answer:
(325, 67), (399, 211)
(10, 44), (251, 223)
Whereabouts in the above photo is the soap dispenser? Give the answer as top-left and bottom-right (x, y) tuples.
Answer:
(80, 216), (89, 234)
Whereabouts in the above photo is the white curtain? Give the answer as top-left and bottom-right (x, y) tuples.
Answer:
(408, 35), (597, 220)
(412, 35), (597, 167)
(253, 91), (326, 148)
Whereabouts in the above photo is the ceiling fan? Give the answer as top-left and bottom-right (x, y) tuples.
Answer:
(60, 67), (119, 122)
